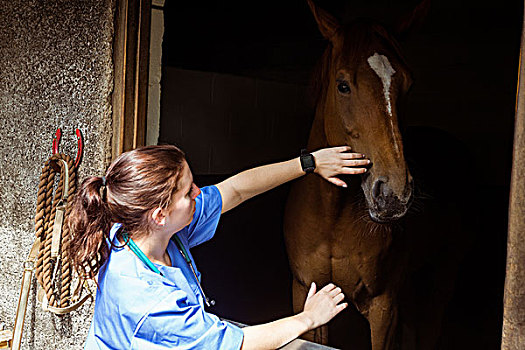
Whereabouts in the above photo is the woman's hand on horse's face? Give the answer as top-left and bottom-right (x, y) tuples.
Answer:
(301, 282), (348, 330)
(312, 146), (370, 188)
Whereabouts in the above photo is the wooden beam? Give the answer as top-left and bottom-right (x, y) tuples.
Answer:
(112, 0), (151, 159)
(501, 5), (525, 348)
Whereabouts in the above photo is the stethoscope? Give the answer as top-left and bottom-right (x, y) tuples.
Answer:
(121, 231), (216, 307)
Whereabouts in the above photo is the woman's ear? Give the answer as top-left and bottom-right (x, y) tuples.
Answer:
(151, 207), (166, 226)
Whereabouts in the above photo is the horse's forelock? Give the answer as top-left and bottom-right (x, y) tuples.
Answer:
(343, 20), (407, 67)
(310, 19), (408, 105)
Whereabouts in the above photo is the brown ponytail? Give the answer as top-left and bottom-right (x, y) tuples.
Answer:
(69, 176), (112, 279)
(69, 145), (186, 280)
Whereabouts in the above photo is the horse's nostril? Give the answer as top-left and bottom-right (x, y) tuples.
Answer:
(372, 180), (382, 200)
(372, 176), (389, 201)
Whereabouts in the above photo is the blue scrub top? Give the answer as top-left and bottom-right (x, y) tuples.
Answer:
(85, 185), (244, 350)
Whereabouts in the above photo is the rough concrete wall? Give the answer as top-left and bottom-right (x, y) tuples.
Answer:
(0, 0), (115, 348)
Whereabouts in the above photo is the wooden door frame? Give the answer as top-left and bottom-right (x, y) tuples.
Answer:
(112, 0), (151, 159)
(501, 5), (525, 347)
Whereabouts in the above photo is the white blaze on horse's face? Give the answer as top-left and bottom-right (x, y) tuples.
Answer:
(367, 52), (401, 156)
(367, 52), (396, 116)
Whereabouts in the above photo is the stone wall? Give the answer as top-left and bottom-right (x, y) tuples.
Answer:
(0, 0), (115, 348)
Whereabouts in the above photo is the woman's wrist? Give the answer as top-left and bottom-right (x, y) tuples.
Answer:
(296, 156), (308, 175)
(295, 311), (316, 332)
(311, 150), (319, 174)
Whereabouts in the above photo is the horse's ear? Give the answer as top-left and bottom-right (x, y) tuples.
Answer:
(393, 0), (431, 39)
(307, 0), (340, 41)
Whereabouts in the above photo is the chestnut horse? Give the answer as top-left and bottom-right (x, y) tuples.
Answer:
(284, 1), (428, 349)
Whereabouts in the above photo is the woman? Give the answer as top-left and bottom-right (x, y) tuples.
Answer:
(70, 144), (369, 349)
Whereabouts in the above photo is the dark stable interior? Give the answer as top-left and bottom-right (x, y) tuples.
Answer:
(160, 0), (520, 348)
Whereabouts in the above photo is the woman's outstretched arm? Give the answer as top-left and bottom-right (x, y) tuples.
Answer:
(215, 146), (369, 213)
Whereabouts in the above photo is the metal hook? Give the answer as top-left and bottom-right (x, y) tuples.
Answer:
(50, 128), (84, 168)
(52, 128), (61, 155)
(75, 128), (83, 167)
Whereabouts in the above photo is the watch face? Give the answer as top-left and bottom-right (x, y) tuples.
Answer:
(301, 154), (315, 172)
(302, 156), (315, 169)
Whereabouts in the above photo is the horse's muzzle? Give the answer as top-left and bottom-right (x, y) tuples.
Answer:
(367, 176), (413, 223)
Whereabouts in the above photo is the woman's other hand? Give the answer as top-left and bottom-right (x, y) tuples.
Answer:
(312, 146), (370, 187)
(300, 282), (348, 330)
(241, 282), (348, 349)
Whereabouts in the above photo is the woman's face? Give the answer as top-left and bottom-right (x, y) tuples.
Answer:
(164, 161), (201, 232)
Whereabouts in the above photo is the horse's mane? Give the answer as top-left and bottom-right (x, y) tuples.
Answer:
(311, 19), (408, 106)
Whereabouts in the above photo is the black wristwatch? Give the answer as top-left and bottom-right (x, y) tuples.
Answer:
(300, 149), (316, 174)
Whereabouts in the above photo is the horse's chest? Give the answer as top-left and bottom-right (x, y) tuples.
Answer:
(326, 225), (396, 295)
(330, 223), (393, 259)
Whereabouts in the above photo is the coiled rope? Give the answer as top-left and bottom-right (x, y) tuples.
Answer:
(33, 153), (91, 312)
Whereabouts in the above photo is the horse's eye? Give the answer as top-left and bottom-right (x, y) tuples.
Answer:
(337, 81), (351, 94)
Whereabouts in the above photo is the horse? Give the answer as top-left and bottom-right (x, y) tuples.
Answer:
(284, 1), (430, 349)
